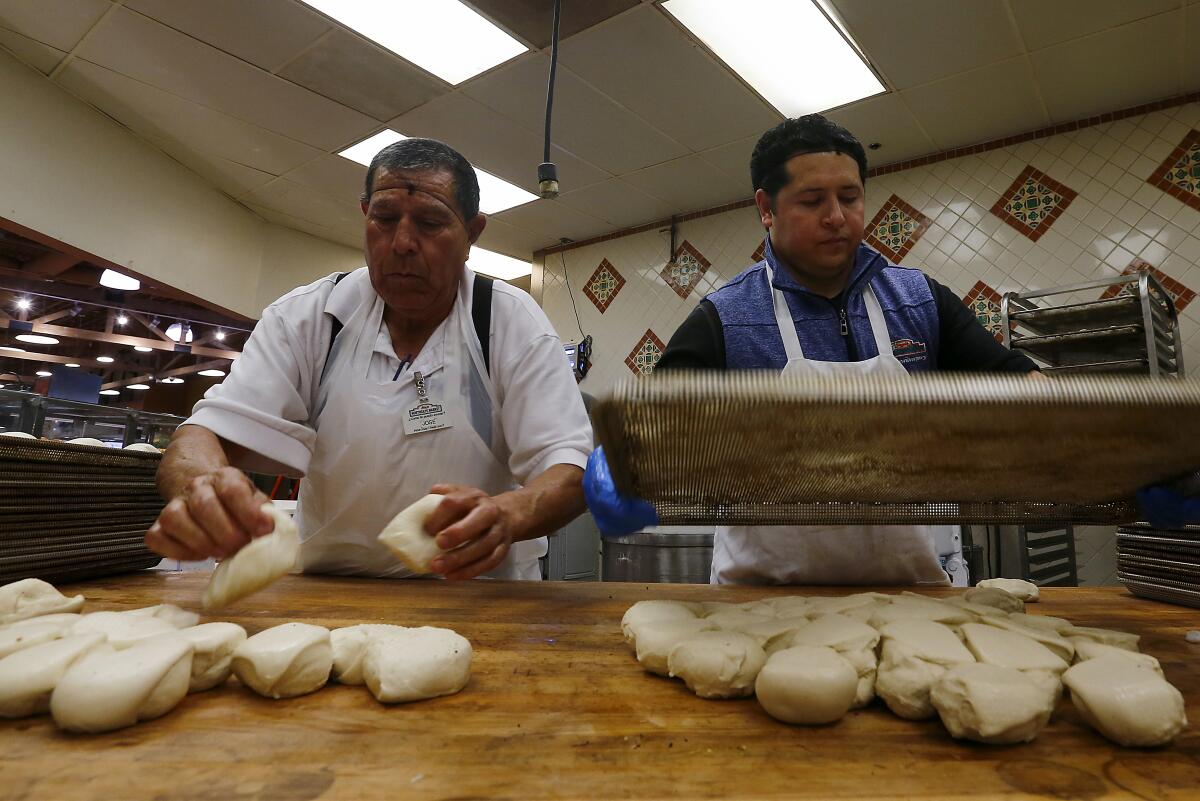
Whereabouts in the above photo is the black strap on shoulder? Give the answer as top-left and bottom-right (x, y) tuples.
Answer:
(472, 273), (493, 376)
(323, 271), (352, 370)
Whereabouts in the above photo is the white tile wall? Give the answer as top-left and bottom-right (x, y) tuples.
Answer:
(537, 101), (1200, 586)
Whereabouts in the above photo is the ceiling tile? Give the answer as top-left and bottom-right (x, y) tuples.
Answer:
(557, 178), (674, 229)
(492, 197), (610, 245)
(390, 91), (609, 194)
(1009, 0), (1181, 52)
(829, 0), (1023, 89)
(277, 30), (444, 122)
(56, 59), (323, 176)
(244, 202), (361, 250)
(163, 148), (276, 200)
(0, 0), (110, 52)
(244, 179), (364, 234)
(622, 155), (747, 214)
(281, 155), (366, 205)
(475, 216), (544, 261)
(558, 5), (781, 151)
(462, 54), (688, 174)
(124, 0), (330, 72)
(1029, 10), (1183, 122)
(0, 28), (66, 75)
(825, 92), (939, 167)
(902, 58), (1048, 150)
(467, 0), (638, 49)
(74, 7), (376, 151)
(697, 134), (757, 188)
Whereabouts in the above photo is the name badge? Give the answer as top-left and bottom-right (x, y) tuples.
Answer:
(403, 370), (452, 435)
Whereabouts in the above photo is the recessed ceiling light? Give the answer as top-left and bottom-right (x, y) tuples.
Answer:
(15, 298), (31, 311)
(160, 377), (184, 384)
(300, 0), (525, 85)
(116, 314), (128, 325)
(339, 129), (536, 213)
(468, 247), (532, 281)
(36, 370), (52, 377)
(133, 345), (153, 353)
(99, 269), (141, 291)
(64, 363), (80, 368)
(197, 369), (226, 378)
(215, 331), (225, 341)
(14, 334), (58, 345)
(0, 346), (26, 353)
(96, 356), (115, 363)
(662, 0), (884, 115)
(99, 389), (120, 396)
(127, 383), (150, 390)
(165, 322), (194, 343)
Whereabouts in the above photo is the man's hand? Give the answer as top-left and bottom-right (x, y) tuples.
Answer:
(147, 466), (274, 561)
(423, 484), (513, 580)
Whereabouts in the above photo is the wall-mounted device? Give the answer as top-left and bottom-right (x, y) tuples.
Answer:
(564, 334), (592, 381)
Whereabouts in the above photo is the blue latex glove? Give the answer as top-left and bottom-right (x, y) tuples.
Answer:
(583, 446), (659, 537)
(1138, 479), (1200, 529)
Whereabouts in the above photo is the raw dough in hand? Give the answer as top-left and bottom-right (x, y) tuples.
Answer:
(362, 626), (472, 703)
(50, 638), (194, 733)
(931, 662), (1058, 744)
(377, 494), (446, 574)
(231, 622), (331, 699)
(0, 579), (84, 624)
(69, 612), (177, 649)
(0, 622), (61, 659)
(634, 618), (717, 676)
(620, 600), (702, 644)
(152, 622), (247, 692)
(204, 504), (300, 610)
(0, 633), (105, 718)
(977, 578), (1039, 602)
(668, 630), (766, 699)
(755, 645), (858, 725)
(1062, 656), (1187, 747)
(330, 624), (411, 685)
(875, 620), (975, 720)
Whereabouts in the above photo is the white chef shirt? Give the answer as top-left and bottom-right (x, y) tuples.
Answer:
(186, 267), (592, 484)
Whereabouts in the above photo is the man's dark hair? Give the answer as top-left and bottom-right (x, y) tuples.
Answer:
(362, 137), (481, 221)
(750, 114), (868, 201)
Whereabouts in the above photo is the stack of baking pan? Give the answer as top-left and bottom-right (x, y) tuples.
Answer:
(0, 437), (163, 584)
(1117, 523), (1200, 608)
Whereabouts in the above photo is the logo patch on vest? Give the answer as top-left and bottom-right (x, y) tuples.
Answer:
(891, 337), (928, 364)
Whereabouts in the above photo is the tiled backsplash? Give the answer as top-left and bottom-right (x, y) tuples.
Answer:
(536, 100), (1200, 586)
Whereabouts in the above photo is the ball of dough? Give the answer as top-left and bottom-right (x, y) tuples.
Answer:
(1062, 656), (1186, 747)
(330, 624), (411, 685)
(122, 443), (160, 453)
(0, 579), (84, 624)
(204, 503), (300, 610)
(0, 622), (61, 659)
(962, 587), (1024, 613)
(667, 630), (766, 699)
(620, 600), (702, 645)
(0, 633), (106, 718)
(0, 431), (35, 439)
(704, 609), (774, 631)
(755, 645), (858, 725)
(377, 494), (446, 574)
(737, 617), (809, 652)
(634, 618), (717, 676)
(780, 614), (881, 708)
(67, 437), (106, 447)
(931, 662), (1058, 744)
(151, 622), (247, 692)
(362, 626), (472, 704)
(231, 622), (331, 699)
(976, 578), (1039, 602)
(70, 611), (177, 649)
(50, 639), (194, 733)
(875, 620), (975, 720)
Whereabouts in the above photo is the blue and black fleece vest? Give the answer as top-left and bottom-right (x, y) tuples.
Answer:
(706, 239), (941, 372)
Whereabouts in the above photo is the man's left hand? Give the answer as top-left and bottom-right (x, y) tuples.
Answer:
(423, 484), (513, 580)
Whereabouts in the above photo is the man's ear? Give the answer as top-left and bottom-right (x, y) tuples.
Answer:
(360, 198), (369, 215)
(754, 188), (773, 229)
(466, 212), (487, 245)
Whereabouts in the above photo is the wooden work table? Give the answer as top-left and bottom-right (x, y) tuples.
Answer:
(2, 573), (1198, 801)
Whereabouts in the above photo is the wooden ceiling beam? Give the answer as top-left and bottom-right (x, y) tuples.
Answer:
(0, 318), (241, 360)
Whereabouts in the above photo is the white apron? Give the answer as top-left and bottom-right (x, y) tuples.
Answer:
(295, 275), (544, 580)
(710, 266), (964, 586)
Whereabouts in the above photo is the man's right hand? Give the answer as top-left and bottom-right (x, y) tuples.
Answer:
(146, 466), (274, 561)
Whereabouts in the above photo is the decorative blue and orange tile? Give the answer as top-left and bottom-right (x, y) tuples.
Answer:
(864, 194), (932, 262)
(661, 241), (711, 300)
(582, 258), (625, 313)
(625, 329), (667, 376)
(1146, 128), (1200, 214)
(990, 166), (1077, 242)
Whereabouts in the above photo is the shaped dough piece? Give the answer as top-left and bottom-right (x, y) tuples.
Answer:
(944, 597), (1007, 618)
(981, 617), (1074, 663)
(763, 596), (812, 618)
(960, 623), (1069, 676)
(668, 630), (766, 699)
(962, 587), (1024, 613)
(0, 622), (61, 659)
(869, 596), (973, 628)
(1007, 612), (1074, 635)
(876, 620), (975, 720)
(620, 600), (703, 644)
(70, 612), (177, 649)
(976, 578), (1039, 602)
(738, 617), (809, 652)
(805, 593), (879, 618)
(152, 622), (247, 692)
(1072, 640), (1162, 675)
(67, 437), (105, 447)
(0, 633), (106, 718)
(2, 613), (81, 633)
(330, 624), (411, 685)
(0, 579), (84, 624)
(122, 443), (160, 452)
(1065, 625), (1140, 652)
(125, 604), (199, 629)
(635, 618), (718, 675)
(705, 609), (774, 631)
(231, 622), (331, 699)
(755, 645), (858, 725)
(50, 638), (194, 733)
(204, 503), (300, 610)
(362, 626), (472, 703)
(931, 662), (1058, 744)
(377, 493), (446, 574)
(1062, 656), (1187, 747)
(0, 431), (35, 439)
(781, 614), (881, 708)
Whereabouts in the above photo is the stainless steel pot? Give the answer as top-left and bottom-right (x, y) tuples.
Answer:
(601, 527), (713, 584)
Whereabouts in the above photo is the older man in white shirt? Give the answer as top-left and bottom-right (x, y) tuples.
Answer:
(148, 138), (591, 581)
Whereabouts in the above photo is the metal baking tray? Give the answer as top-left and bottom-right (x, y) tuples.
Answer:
(1119, 576), (1200, 609)
(1041, 358), (1150, 375)
(1012, 325), (1176, 367)
(1117, 553), (1200, 581)
(1008, 295), (1159, 335)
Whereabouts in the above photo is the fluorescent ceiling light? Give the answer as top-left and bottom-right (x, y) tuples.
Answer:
(64, 363), (80, 368)
(165, 323), (194, 343)
(36, 370), (52, 377)
(198, 369), (226, 378)
(99, 389), (120, 396)
(160, 377), (184, 384)
(300, 0), (525, 85)
(662, 0), (884, 115)
(0, 346), (25, 353)
(96, 356), (114, 364)
(127, 383), (150, 390)
(133, 345), (153, 353)
(100, 269), (140, 291)
(14, 334), (58, 345)
(339, 130), (536, 214)
(468, 247), (532, 281)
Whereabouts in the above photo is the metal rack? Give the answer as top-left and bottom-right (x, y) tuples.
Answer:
(1000, 270), (1185, 377)
(0, 389), (183, 447)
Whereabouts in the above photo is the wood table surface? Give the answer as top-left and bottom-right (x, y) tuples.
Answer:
(2, 573), (1199, 801)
